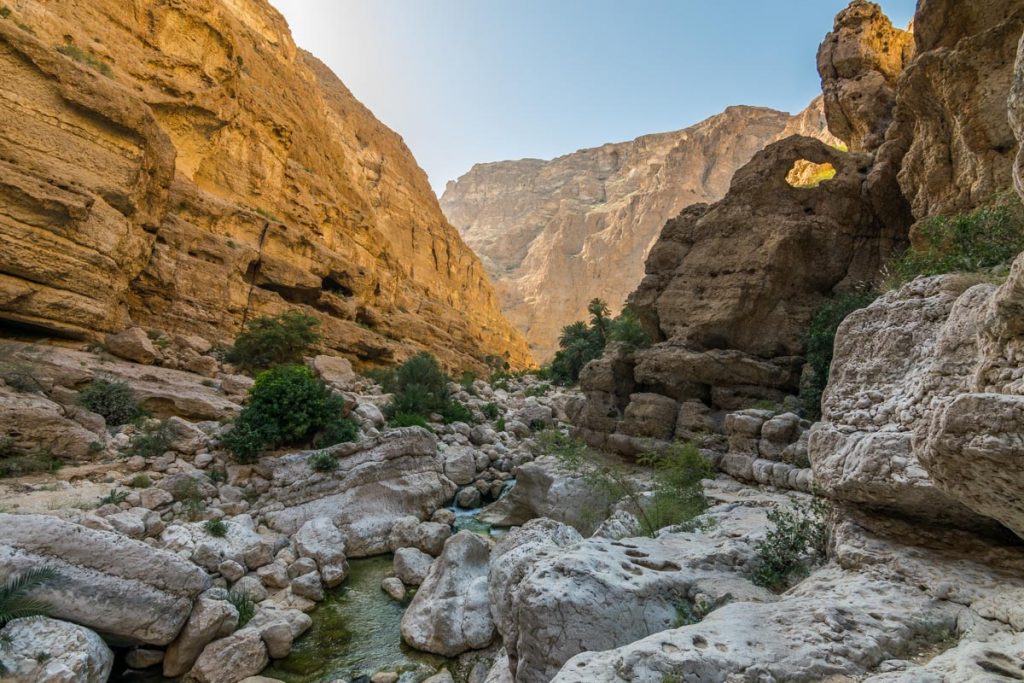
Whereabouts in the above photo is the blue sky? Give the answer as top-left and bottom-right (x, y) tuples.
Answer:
(273, 1), (917, 194)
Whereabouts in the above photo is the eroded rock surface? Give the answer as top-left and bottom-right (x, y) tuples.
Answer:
(0, 617), (113, 683)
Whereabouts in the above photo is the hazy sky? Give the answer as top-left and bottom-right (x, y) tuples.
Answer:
(273, 1), (917, 194)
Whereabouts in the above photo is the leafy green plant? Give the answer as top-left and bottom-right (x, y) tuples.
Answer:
(459, 371), (478, 394)
(79, 380), (142, 426)
(550, 300), (651, 385)
(0, 567), (60, 627)
(0, 439), (62, 478)
(308, 451), (337, 472)
(98, 489), (128, 506)
(441, 400), (474, 425)
(203, 519), (228, 537)
(55, 44), (111, 76)
(884, 191), (1024, 289)
(389, 413), (432, 430)
(126, 422), (171, 459)
(495, 417), (506, 432)
(636, 442), (713, 536)
(126, 474), (151, 489)
(223, 365), (344, 463)
(384, 353), (450, 417)
(313, 417), (360, 449)
(226, 311), (321, 374)
(208, 468), (227, 484)
(362, 366), (396, 390)
(227, 590), (255, 628)
(750, 497), (831, 592)
(482, 402), (500, 420)
(800, 291), (877, 419)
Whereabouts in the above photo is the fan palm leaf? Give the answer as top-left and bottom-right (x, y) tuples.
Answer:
(0, 567), (59, 627)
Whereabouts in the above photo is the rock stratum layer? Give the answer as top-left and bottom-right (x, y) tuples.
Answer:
(0, 0), (531, 371)
(440, 100), (838, 361)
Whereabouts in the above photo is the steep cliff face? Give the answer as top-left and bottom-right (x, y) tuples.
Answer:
(441, 100), (838, 361)
(0, 0), (531, 371)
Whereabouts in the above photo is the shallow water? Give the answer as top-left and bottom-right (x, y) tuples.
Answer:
(262, 555), (448, 683)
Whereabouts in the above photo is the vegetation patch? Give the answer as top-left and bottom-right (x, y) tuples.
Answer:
(79, 379), (142, 426)
(0, 439), (62, 478)
(227, 590), (255, 628)
(550, 299), (650, 385)
(308, 451), (338, 472)
(312, 417), (360, 449)
(223, 365), (344, 463)
(55, 44), (112, 76)
(126, 422), (171, 459)
(884, 191), (1024, 289)
(0, 567), (59, 628)
(750, 497), (831, 592)
(800, 291), (877, 419)
(226, 311), (321, 374)
(381, 352), (473, 426)
(203, 519), (228, 537)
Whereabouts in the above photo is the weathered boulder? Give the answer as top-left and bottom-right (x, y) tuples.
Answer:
(476, 456), (596, 533)
(400, 531), (496, 657)
(293, 517), (349, 587)
(163, 594), (239, 677)
(162, 515), (277, 573)
(0, 513), (210, 645)
(311, 355), (356, 388)
(105, 327), (161, 365)
(864, 631), (1024, 681)
(817, 0), (913, 152)
(0, 617), (113, 683)
(442, 446), (478, 486)
(394, 546), (434, 586)
(257, 429), (456, 556)
(189, 629), (269, 683)
(0, 385), (105, 460)
(389, 517), (453, 557)
(551, 568), (958, 683)
(491, 492), (779, 683)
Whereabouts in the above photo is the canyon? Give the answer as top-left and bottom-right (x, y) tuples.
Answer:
(2, 1), (1024, 683)
(441, 99), (839, 361)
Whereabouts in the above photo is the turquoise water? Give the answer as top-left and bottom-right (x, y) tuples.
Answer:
(262, 555), (449, 683)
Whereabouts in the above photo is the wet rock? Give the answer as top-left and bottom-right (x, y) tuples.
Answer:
(381, 577), (407, 601)
(290, 571), (325, 601)
(394, 547), (434, 586)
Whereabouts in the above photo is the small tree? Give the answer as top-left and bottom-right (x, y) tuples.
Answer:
(750, 497), (831, 592)
(226, 311), (320, 374)
(588, 298), (611, 342)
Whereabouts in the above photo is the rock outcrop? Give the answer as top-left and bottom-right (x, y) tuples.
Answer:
(440, 100), (838, 360)
(0, 617), (114, 683)
(0, 0), (530, 372)
(0, 513), (211, 646)
(817, 1), (914, 153)
(256, 428), (456, 556)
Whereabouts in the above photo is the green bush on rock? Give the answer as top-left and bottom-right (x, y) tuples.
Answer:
(751, 497), (831, 592)
(223, 365), (344, 463)
(226, 310), (321, 374)
(382, 352), (473, 426)
(550, 299), (651, 385)
(79, 379), (142, 426)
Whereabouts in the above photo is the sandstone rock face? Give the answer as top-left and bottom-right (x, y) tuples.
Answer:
(0, 617), (113, 683)
(441, 100), (838, 360)
(256, 429), (456, 556)
(882, 0), (1024, 222)
(576, 135), (903, 453)
(400, 531), (496, 657)
(817, 0), (913, 152)
(0, 1), (529, 372)
(0, 513), (210, 645)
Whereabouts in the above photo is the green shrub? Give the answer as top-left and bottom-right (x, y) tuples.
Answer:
(227, 590), (255, 628)
(362, 366), (396, 390)
(636, 442), (713, 536)
(459, 371), (478, 394)
(0, 7), (10, 19)
(98, 489), (128, 506)
(55, 44), (111, 76)
(0, 567), (59, 627)
(313, 417), (360, 449)
(79, 380), (142, 426)
(385, 353), (449, 415)
(203, 519), (228, 537)
(495, 417), (506, 432)
(208, 468), (227, 484)
(801, 291), (877, 419)
(389, 413), (432, 430)
(482, 402), (500, 420)
(550, 300), (651, 385)
(0, 439), (62, 478)
(309, 451), (337, 472)
(608, 308), (651, 350)
(126, 422), (171, 459)
(885, 192), (1024, 289)
(223, 365), (343, 463)
(441, 400), (474, 425)
(126, 474), (151, 489)
(751, 497), (831, 592)
(226, 311), (321, 374)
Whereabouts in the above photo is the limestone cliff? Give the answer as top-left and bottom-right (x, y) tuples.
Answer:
(440, 100), (838, 361)
(0, 0), (531, 371)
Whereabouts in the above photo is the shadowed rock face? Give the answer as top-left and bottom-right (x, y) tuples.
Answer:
(0, 0), (530, 372)
(441, 100), (838, 361)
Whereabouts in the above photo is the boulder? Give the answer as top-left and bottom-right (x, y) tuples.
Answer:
(189, 629), (269, 683)
(105, 327), (161, 365)
(290, 572), (325, 601)
(163, 595), (239, 677)
(0, 617), (113, 683)
(163, 515), (277, 573)
(443, 446), (478, 485)
(0, 386), (104, 460)
(393, 546), (434, 586)
(258, 429), (456, 556)
(400, 531), (496, 657)
(389, 517), (452, 557)
(863, 632), (1024, 681)
(311, 355), (356, 388)
(552, 569), (958, 683)
(293, 517), (349, 587)
(381, 577), (407, 601)
(477, 457), (598, 533)
(0, 513), (210, 646)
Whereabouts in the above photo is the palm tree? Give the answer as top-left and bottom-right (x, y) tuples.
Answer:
(0, 567), (59, 627)
(587, 298), (610, 341)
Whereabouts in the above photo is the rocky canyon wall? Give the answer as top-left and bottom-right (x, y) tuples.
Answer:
(440, 100), (839, 361)
(0, 0), (532, 372)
